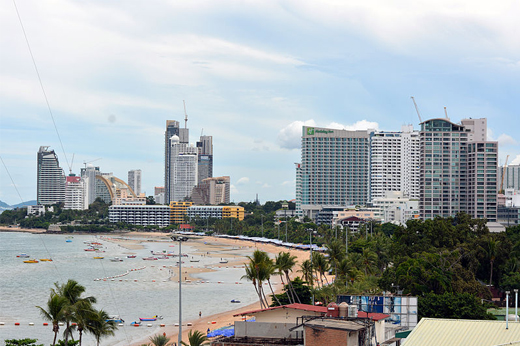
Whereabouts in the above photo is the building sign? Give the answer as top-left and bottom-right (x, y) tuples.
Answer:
(306, 127), (334, 135)
(306, 127), (315, 135)
(337, 295), (418, 328)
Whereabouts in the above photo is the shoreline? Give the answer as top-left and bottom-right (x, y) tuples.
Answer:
(0, 227), (312, 345)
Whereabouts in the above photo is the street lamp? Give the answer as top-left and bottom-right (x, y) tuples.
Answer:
(170, 234), (186, 345)
(282, 203), (288, 243)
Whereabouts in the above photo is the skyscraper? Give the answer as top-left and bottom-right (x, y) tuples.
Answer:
(37, 146), (65, 205)
(297, 126), (371, 220)
(168, 135), (198, 202)
(64, 175), (87, 210)
(165, 120), (189, 203)
(197, 135), (213, 183)
(80, 164), (100, 206)
(419, 118), (497, 221)
(128, 169), (142, 195)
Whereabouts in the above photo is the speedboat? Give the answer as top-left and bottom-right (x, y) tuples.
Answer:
(40, 258), (53, 262)
(127, 255), (137, 258)
(110, 257), (123, 262)
(139, 315), (162, 321)
(142, 257), (158, 261)
(66, 239), (72, 243)
(93, 256), (104, 259)
(16, 253), (30, 258)
(107, 315), (124, 323)
(231, 299), (241, 303)
(24, 259), (39, 263)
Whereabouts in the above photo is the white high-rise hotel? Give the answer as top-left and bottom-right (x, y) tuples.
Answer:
(169, 135), (198, 202)
(296, 117), (497, 222)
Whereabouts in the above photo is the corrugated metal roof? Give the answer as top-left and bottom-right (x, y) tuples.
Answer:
(403, 318), (520, 346)
(305, 319), (366, 331)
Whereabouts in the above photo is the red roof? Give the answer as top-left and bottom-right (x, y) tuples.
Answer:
(357, 311), (390, 321)
(234, 303), (327, 317)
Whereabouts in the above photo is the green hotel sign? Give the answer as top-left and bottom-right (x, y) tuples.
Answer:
(306, 127), (333, 135)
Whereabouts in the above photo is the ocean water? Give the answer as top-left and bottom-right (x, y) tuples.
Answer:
(0, 232), (263, 345)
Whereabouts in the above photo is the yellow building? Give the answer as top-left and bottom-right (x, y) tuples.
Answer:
(169, 201), (193, 224)
(222, 206), (245, 221)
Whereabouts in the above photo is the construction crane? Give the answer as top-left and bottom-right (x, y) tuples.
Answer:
(183, 100), (188, 129)
(68, 153), (75, 175)
(83, 158), (102, 168)
(500, 155), (510, 193)
(444, 107), (449, 119)
(411, 96), (422, 123)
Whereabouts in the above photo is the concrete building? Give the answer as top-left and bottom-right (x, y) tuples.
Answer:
(168, 135), (198, 202)
(371, 191), (420, 225)
(298, 126), (372, 220)
(127, 169), (142, 196)
(419, 118), (498, 221)
(108, 205), (170, 227)
(154, 186), (165, 205)
(169, 201), (193, 224)
(197, 135), (213, 184)
(191, 176), (230, 205)
(165, 120), (189, 203)
(64, 175), (87, 210)
(499, 164), (520, 191)
(80, 164), (100, 206)
(37, 146), (65, 205)
(370, 125), (420, 201)
(186, 205), (245, 221)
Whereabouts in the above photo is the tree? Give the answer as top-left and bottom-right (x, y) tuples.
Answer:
(271, 278), (312, 306)
(85, 310), (117, 346)
(36, 292), (67, 346)
(181, 330), (209, 346)
(4, 339), (43, 346)
(418, 292), (496, 320)
(148, 334), (170, 346)
(275, 252), (300, 303)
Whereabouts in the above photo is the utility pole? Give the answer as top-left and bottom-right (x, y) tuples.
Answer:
(308, 228), (315, 305)
(283, 203), (288, 243)
(261, 214), (264, 238)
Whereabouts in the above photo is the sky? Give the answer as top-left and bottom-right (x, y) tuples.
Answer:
(1, 0), (519, 206)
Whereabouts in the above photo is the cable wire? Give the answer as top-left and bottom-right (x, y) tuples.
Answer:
(0, 155), (25, 205)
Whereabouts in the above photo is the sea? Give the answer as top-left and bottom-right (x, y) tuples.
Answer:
(0, 232), (262, 345)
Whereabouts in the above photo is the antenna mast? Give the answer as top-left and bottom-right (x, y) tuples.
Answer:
(444, 107), (449, 119)
(183, 100), (188, 129)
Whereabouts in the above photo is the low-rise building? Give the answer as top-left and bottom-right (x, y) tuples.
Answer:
(109, 205), (170, 227)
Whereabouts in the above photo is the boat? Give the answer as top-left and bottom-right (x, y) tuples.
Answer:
(16, 253), (30, 258)
(107, 315), (124, 323)
(40, 258), (53, 262)
(142, 257), (158, 261)
(66, 239), (72, 243)
(93, 256), (104, 259)
(130, 321), (141, 325)
(230, 299), (241, 303)
(219, 259), (228, 264)
(127, 255), (136, 258)
(110, 257), (123, 262)
(190, 259), (200, 262)
(23, 259), (39, 263)
(84, 248), (96, 252)
(139, 315), (162, 321)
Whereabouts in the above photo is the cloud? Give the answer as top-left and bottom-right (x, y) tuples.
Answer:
(281, 180), (294, 186)
(497, 134), (518, 147)
(262, 183), (271, 188)
(230, 184), (239, 194)
(277, 119), (380, 150)
(511, 154), (520, 165)
(236, 177), (249, 185)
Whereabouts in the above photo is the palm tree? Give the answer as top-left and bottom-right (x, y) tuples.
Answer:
(53, 280), (96, 344)
(299, 259), (313, 286)
(312, 253), (330, 287)
(242, 251), (272, 308)
(149, 334), (170, 346)
(326, 239), (345, 281)
(86, 309), (117, 346)
(36, 293), (67, 346)
(181, 330), (209, 346)
(72, 300), (96, 346)
(360, 248), (378, 276)
(275, 252), (300, 303)
(486, 238), (499, 286)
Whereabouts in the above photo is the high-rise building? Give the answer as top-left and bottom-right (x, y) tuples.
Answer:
(37, 146), (65, 205)
(369, 125), (420, 201)
(298, 126), (371, 220)
(499, 165), (520, 191)
(165, 120), (189, 203)
(64, 175), (87, 210)
(80, 164), (100, 206)
(419, 118), (497, 221)
(128, 169), (142, 196)
(191, 176), (230, 205)
(168, 135), (198, 202)
(197, 135), (213, 183)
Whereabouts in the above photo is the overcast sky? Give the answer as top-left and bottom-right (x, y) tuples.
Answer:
(1, 0), (519, 205)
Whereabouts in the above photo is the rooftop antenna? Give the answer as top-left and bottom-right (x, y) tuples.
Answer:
(183, 100), (188, 129)
(444, 107), (449, 119)
(83, 158), (102, 168)
(410, 96), (422, 123)
(201, 128), (204, 137)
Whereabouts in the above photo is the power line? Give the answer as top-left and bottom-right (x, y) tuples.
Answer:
(0, 155), (25, 205)
(12, 0), (70, 170)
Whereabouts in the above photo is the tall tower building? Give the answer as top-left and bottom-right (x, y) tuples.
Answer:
(191, 176), (230, 205)
(165, 120), (189, 203)
(128, 169), (142, 196)
(299, 126), (371, 219)
(64, 175), (87, 210)
(168, 135), (198, 202)
(419, 118), (497, 221)
(196, 135), (213, 183)
(370, 125), (420, 200)
(37, 146), (65, 205)
(80, 164), (101, 206)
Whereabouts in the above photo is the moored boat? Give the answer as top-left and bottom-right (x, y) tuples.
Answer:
(110, 257), (123, 262)
(139, 315), (162, 321)
(16, 253), (30, 258)
(23, 259), (39, 263)
(40, 258), (53, 262)
(127, 255), (136, 258)
(93, 256), (104, 259)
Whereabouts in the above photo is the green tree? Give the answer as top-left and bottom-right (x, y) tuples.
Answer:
(4, 339), (43, 346)
(35, 292), (67, 346)
(418, 292), (496, 320)
(275, 252), (300, 303)
(85, 310), (117, 346)
(148, 334), (170, 346)
(181, 330), (209, 346)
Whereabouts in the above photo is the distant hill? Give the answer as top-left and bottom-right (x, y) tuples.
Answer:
(0, 200), (37, 213)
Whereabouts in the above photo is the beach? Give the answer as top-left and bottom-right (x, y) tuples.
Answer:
(0, 228), (309, 346)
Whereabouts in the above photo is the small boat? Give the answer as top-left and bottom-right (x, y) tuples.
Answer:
(230, 299), (241, 303)
(107, 315), (124, 323)
(219, 259), (228, 264)
(127, 255), (136, 258)
(40, 258), (53, 262)
(16, 253), (30, 258)
(130, 321), (141, 325)
(24, 259), (39, 263)
(84, 248), (96, 252)
(93, 256), (104, 259)
(110, 257), (123, 262)
(139, 315), (162, 321)
(66, 239), (72, 243)
(190, 259), (200, 262)
(142, 257), (158, 261)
